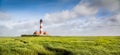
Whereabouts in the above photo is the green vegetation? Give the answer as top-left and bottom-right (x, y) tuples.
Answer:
(0, 36), (120, 55)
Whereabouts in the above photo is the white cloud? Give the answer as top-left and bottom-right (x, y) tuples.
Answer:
(73, 1), (98, 16)
(85, 0), (120, 12)
(115, 13), (120, 22)
(0, 19), (39, 36)
(43, 0), (120, 36)
(44, 0), (120, 24)
(0, 12), (12, 21)
(44, 0), (98, 24)
(44, 10), (72, 23)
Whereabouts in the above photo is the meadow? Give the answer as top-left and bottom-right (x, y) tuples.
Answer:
(0, 36), (120, 55)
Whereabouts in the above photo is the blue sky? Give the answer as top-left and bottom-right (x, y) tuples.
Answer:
(1, 0), (79, 15)
(0, 0), (80, 20)
(0, 0), (120, 36)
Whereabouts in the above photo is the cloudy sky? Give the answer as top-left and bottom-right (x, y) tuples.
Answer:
(0, 0), (120, 36)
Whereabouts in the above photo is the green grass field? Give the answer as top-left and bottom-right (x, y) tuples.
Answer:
(0, 36), (120, 55)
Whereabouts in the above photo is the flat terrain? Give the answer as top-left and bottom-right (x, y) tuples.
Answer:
(0, 36), (120, 55)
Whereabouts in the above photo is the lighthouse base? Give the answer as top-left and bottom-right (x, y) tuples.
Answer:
(21, 34), (48, 37)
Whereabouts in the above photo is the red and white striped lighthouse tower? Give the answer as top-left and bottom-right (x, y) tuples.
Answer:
(40, 19), (43, 35)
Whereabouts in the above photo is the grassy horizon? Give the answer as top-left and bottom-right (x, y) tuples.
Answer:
(0, 36), (120, 55)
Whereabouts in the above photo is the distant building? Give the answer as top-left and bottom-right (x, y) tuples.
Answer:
(43, 32), (48, 35)
(33, 31), (40, 35)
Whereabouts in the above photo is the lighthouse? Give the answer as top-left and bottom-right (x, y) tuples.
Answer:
(33, 19), (48, 36)
(21, 19), (48, 37)
(40, 19), (43, 35)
